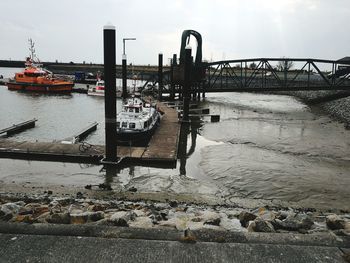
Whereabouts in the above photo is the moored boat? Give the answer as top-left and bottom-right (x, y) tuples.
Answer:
(6, 39), (74, 93)
(87, 80), (122, 97)
(87, 80), (105, 96)
(117, 96), (161, 145)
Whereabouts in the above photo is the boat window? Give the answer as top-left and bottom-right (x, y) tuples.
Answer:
(18, 74), (23, 78)
(129, 123), (135, 129)
(116, 122), (120, 128)
(135, 108), (140, 113)
(129, 108), (134, 113)
(122, 122), (127, 128)
(144, 121), (148, 129)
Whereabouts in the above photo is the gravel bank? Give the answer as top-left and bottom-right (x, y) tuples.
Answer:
(277, 90), (350, 127)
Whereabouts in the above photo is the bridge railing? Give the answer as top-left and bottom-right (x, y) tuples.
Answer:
(205, 58), (350, 92)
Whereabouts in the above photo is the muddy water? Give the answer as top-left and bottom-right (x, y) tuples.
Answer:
(0, 74), (349, 210)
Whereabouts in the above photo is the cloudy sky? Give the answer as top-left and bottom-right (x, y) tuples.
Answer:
(1, 0), (349, 65)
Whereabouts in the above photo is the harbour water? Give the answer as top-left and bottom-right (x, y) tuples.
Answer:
(0, 67), (349, 211)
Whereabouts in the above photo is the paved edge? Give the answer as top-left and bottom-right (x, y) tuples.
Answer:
(0, 222), (349, 248)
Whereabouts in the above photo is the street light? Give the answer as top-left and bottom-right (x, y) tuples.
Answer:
(122, 38), (136, 100)
(122, 38), (136, 55)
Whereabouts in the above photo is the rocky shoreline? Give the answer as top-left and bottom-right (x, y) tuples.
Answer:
(1, 193), (349, 238)
(279, 90), (350, 128)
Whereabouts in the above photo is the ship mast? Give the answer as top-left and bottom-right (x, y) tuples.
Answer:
(28, 38), (35, 61)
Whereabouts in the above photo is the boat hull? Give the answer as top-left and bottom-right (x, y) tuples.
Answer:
(7, 82), (74, 92)
(117, 115), (160, 146)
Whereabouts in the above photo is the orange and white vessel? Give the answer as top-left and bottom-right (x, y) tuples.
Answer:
(6, 39), (74, 93)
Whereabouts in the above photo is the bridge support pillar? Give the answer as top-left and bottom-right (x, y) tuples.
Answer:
(158, 53), (163, 101)
(182, 46), (192, 122)
(103, 24), (117, 162)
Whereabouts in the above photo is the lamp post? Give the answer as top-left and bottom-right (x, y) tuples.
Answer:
(122, 38), (136, 100)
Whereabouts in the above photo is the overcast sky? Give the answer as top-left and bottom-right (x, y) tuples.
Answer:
(1, 0), (349, 65)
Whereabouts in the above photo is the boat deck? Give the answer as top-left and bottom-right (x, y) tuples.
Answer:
(0, 101), (180, 167)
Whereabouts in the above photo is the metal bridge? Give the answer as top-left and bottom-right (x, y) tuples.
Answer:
(149, 30), (350, 98)
(204, 57), (350, 92)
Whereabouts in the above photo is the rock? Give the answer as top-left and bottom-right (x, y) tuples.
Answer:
(35, 212), (51, 223)
(326, 215), (345, 230)
(220, 217), (244, 232)
(1, 203), (21, 214)
(76, 192), (84, 198)
(15, 201), (26, 207)
(256, 207), (276, 221)
(47, 190), (53, 195)
(276, 210), (295, 220)
(332, 229), (349, 236)
(88, 211), (105, 222)
(272, 215), (314, 232)
(49, 203), (62, 214)
(239, 211), (257, 227)
(300, 217), (314, 230)
(111, 218), (128, 227)
(70, 213), (89, 224)
(169, 200), (178, 208)
(128, 187), (137, 192)
(89, 204), (106, 212)
(247, 221), (256, 232)
(15, 215), (34, 224)
(128, 216), (153, 228)
(46, 213), (71, 224)
(204, 218), (221, 226)
(18, 207), (33, 215)
(254, 219), (275, 233)
(109, 211), (135, 227)
(272, 218), (300, 231)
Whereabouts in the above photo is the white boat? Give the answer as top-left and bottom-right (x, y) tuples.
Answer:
(87, 80), (122, 97)
(87, 80), (105, 96)
(116, 97), (161, 145)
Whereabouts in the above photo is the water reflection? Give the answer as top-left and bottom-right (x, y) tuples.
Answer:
(178, 119), (202, 176)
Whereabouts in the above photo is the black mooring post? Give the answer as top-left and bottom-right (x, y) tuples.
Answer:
(182, 46), (192, 122)
(122, 54), (127, 100)
(104, 25), (117, 162)
(158, 53), (163, 100)
(170, 54), (177, 100)
(170, 58), (174, 101)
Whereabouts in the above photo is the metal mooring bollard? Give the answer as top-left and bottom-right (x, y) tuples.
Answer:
(103, 24), (117, 162)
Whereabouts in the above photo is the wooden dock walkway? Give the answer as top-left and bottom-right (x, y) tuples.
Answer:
(0, 101), (180, 167)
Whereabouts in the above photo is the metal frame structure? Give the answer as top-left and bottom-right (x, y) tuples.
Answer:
(205, 58), (350, 92)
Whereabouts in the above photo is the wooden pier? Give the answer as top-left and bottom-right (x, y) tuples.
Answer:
(0, 102), (180, 167)
(0, 119), (38, 136)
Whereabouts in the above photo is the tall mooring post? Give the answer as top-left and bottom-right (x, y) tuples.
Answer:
(122, 38), (136, 100)
(170, 54), (177, 100)
(158, 53), (163, 100)
(122, 54), (127, 100)
(103, 25), (117, 162)
(182, 46), (192, 122)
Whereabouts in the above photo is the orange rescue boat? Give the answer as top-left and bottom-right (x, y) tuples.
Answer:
(6, 39), (74, 93)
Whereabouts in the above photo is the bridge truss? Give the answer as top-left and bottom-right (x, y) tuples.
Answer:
(204, 58), (350, 92)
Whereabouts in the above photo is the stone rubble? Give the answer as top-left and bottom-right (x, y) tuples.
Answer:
(0, 195), (349, 236)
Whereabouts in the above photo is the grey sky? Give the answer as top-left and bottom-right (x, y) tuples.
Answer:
(1, 0), (349, 65)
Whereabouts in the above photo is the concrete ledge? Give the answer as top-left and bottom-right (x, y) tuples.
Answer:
(0, 222), (349, 248)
